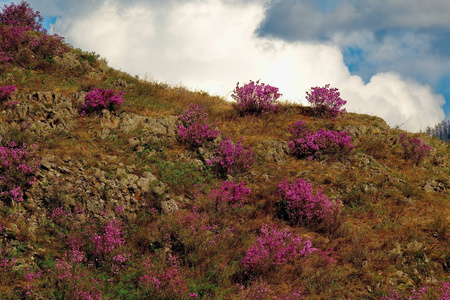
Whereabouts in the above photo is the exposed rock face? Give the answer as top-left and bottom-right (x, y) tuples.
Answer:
(255, 141), (289, 164)
(1, 92), (81, 135)
(27, 154), (173, 220)
(0, 91), (182, 220)
(99, 111), (179, 147)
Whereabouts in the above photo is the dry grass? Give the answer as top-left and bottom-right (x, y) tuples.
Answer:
(0, 48), (449, 299)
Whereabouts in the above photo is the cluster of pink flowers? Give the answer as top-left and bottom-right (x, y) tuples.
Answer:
(232, 80), (281, 114)
(208, 181), (251, 211)
(278, 178), (341, 232)
(0, 85), (16, 101)
(139, 254), (189, 298)
(241, 224), (316, 274)
(0, 141), (40, 202)
(288, 120), (354, 160)
(238, 278), (305, 300)
(81, 88), (124, 115)
(398, 133), (432, 165)
(306, 84), (347, 118)
(207, 137), (254, 176)
(177, 103), (219, 147)
(381, 284), (449, 300)
(0, 1), (69, 68)
(91, 219), (125, 256)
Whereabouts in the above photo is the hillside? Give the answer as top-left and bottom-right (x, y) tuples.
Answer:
(0, 3), (449, 299)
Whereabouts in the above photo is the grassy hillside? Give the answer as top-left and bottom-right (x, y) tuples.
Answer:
(0, 3), (449, 299)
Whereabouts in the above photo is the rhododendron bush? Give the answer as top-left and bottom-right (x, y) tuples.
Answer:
(208, 180), (250, 211)
(398, 133), (432, 165)
(0, 141), (40, 203)
(232, 80), (281, 114)
(241, 224), (316, 275)
(207, 137), (254, 175)
(278, 178), (341, 232)
(288, 120), (354, 160)
(81, 87), (124, 114)
(0, 1), (69, 68)
(306, 84), (347, 118)
(0, 85), (16, 102)
(177, 103), (219, 147)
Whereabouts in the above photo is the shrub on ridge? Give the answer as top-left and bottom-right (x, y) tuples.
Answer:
(398, 133), (432, 166)
(306, 84), (347, 118)
(0, 1), (69, 68)
(232, 80), (281, 115)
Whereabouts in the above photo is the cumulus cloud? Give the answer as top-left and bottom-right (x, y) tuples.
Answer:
(258, 0), (450, 105)
(2, 0), (447, 131)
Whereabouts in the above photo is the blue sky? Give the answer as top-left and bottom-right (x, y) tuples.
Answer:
(2, 0), (449, 131)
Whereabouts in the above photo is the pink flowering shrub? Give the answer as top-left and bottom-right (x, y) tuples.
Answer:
(50, 208), (130, 299)
(241, 224), (316, 275)
(81, 88), (124, 115)
(207, 137), (255, 176)
(0, 1), (69, 68)
(0, 141), (40, 203)
(398, 133), (432, 165)
(288, 120), (354, 160)
(381, 281), (450, 300)
(238, 279), (305, 300)
(0, 1), (44, 31)
(208, 181), (250, 211)
(0, 85), (16, 102)
(232, 80), (281, 115)
(278, 178), (341, 232)
(139, 254), (189, 299)
(177, 103), (219, 148)
(306, 84), (347, 118)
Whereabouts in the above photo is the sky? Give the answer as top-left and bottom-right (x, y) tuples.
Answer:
(2, 0), (450, 132)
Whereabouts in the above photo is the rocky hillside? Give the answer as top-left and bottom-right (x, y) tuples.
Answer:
(0, 3), (449, 299)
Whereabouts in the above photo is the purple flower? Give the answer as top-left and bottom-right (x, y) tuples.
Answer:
(306, 84), (347, 118)
(81, 88), (125, 115)
(207, 137), (255, 175)
(177, 103), (220, 147)
(232, 80), (281, 114)
(278, 178), (341, 232)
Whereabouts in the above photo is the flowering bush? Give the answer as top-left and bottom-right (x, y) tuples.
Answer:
(0, 1), (44, 31)
(0, 1), (69, 68)
(0, 85), (16, 102)
(140, 254), (189, 299)
(399, 133), (432, 165)
(232, 80), (281, 115)
(237, 278), (305, 300)
(288, 120), (354, 160)
(206, 137), (255, 176)
(306, 84), (347, 118)
(81, 88), (124, 115)
(208, 181), (250, 211)
(0, 141), (40, 203)
(278, 178), (341, 232)
(241, 224), (316, 275)
(177, 103), (219, 148)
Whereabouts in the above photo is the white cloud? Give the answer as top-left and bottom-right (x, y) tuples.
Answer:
(44, 0), (447, 131)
